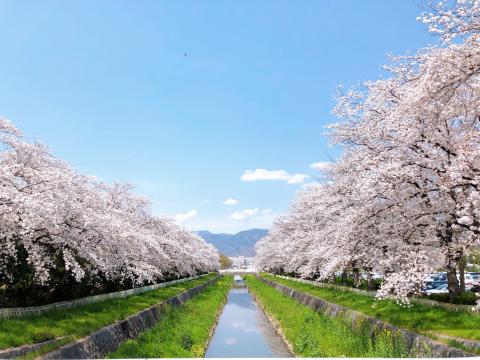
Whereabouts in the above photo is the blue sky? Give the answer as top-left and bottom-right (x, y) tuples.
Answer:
(0, 0), (435, 233)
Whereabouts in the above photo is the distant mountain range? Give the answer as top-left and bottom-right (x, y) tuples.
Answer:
(197, 228), (268, 257)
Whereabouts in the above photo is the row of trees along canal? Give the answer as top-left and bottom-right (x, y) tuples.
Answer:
(255, 0), (480, 305)
(0, 119), (219, 307)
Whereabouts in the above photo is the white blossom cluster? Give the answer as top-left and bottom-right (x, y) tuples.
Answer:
(0, 118), (219, 290)
(255, 0), (480, 307)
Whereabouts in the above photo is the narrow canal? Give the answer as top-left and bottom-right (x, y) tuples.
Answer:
(205, 275), (292, 358)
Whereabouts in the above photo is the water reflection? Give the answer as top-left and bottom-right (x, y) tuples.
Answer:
(205, 279), (291, 358)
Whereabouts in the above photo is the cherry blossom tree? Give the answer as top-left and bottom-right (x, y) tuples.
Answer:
(256, 0), (480, 304)
(0, 118), (219, 301)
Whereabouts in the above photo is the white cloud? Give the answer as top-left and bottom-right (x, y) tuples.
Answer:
(287, 173), (310, 184)
(241, 169), (290, 182)
(241, 169), (309, 184)
(310, 161), (331, 171)
(230, 208), (259, 220)
(223, 198), (238, 206)
(174, 210), (197, 224)
(261, 208), (272, 214)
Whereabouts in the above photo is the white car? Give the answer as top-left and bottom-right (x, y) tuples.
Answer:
(426, 284), (449, 295)
(464, 274), (474, 285)
(455, 273), (474, 286)
(371, 273), (383, 280)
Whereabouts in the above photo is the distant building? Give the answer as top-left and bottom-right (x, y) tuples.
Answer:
(229, 256), (255, 270)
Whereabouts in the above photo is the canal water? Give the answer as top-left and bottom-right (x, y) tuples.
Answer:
(205, 276), (292, 358)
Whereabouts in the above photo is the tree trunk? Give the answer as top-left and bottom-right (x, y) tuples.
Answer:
(443, 227), (461, 297)
(446, 263), (461, 297)
(352, 261), (360, 288)
(367, 273), (373, 290)
(341, 269), (347, 285)
(364, 266), (373, 290)
(459, 253), (466, 293)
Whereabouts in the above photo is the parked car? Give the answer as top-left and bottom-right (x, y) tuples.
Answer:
(359, 272), (383, 280)
(425, 284), (449, 295)
(457, 273), (474, 285)
(432, 273), (447, 282)
(371, 273), (383, 280)
(423, 273), (436, 282)
(423, 280), (447, 291)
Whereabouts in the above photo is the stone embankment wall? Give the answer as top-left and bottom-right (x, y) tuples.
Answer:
(257, 275), (474, 358)
(0, 273), (208, 319)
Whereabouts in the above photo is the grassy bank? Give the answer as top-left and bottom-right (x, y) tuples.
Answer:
(262, 274), (480, 342)
(0, 273), (217, 352)
(109, 275), (232, 358)
(245, 275), (408, 357)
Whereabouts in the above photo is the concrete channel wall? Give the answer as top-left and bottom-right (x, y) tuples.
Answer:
(257, 275), (474, 358)
(0, 273), (208, 319)
(0, 275), (220, 360)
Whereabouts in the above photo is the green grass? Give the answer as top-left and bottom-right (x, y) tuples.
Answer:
(109, 275), (233, 358)
(262, 274), (480, 342)
(0, 273), (217, 352)
(245, 275), (408, 357)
